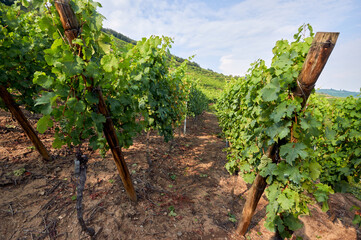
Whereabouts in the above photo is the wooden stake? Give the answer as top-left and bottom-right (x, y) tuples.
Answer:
(236, 32), (339, 237)
(0, 85), (51, 161)
(236, 146), (274, 235)
(96, 89), (137, 201)
(54, 0), (137, 201)
(295, 32), (340, 107)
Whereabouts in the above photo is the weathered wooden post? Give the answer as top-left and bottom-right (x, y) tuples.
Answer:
(54, 0), (137, 201)
(0, 86), (51, 161)
(236, 32), (339, 236)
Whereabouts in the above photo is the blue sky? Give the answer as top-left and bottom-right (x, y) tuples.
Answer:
(97, 0), (361, 92)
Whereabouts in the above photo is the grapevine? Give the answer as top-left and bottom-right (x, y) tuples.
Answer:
(217, 25), (345, 238)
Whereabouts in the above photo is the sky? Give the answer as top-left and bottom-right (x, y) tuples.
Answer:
(96, 0), (361, 92)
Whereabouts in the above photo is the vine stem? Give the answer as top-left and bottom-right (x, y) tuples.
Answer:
(75, 152), (95, 238)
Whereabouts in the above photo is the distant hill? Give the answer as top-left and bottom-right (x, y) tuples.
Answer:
(316, 89), (360, 98)
(102, 28), (137, 45)
(103, 28), (231, 102)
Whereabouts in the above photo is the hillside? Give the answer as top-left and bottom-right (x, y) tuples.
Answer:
(316, 88), (360, 98)
(103, 29), (231, 102)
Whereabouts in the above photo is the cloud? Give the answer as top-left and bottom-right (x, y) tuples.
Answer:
(97, 0), (361, 91)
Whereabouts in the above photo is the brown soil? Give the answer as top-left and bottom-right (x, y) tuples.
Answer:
(0, 109), (360, 240)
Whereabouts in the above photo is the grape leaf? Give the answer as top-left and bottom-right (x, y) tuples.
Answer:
(37, 115), (53, 134)
(280, 143), (308, 165)
(260, 78), (280, 102)
(278, 192), (294, 210)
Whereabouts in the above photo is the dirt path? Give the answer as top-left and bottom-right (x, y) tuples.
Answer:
(0, 110), (360, 240)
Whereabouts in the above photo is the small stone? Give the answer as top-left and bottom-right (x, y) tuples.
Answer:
(55, 167), (61, 172)
(177, 231), (182, 237)
(39, 191), (45, 196)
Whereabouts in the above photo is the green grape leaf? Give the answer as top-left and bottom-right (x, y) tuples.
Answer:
(260, 78), (280, 102)
(266, 122), (291, 141)
(243, 172), (256, 184)
(35, 92), (56, 115)
(260, 162), (277, 178)
(283, 214), (303, 231)
(284, 167), (303, 184)
(33, 72), (54, 89)
(53, 133), (65, 149)
(270, 101), (296, 122)
(63, 60), (83, 76)
(37, 115), (53, 134)
(35, 92), (56, 106)
(314, 183), (334, 205)
(325, 127), (337, 141)
(266, 183), (281, 202)
(280, 143), (308, 165)
(101, 54), (118, 72)
(278, 192), (294, 210)
(91, 112), (106, 131)
(309, 161), (322, 180)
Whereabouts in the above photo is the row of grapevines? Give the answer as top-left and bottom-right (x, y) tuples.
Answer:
(18, 0), (189, 153)
(187, 82), (209, 117)
(217, 25), (342, 238)
(0, 1), (52, 111)
(308, 95), (361, 192)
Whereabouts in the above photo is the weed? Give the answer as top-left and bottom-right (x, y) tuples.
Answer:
(169, 173), (177, 181)
(13, 168), (26, 176)
(168, 206), (177, 217)
(228, 212), (237, 223)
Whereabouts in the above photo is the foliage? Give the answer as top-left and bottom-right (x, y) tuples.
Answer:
(217, 24), (345, 238)
(31, 0), (188, 152)
(309, 94), (361, 192)
(106, 27), (230, 104)
(187, 83), (209, 117)
(0, 0), (15, 6)
(350, 206), (361, 227)
(218, 22), (361, 237)
(0, 1), (52, 111)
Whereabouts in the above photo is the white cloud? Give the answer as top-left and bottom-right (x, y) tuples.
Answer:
(97, 0), (361, 91)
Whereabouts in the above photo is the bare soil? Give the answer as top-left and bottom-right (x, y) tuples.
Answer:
(0, 109), (360, 240)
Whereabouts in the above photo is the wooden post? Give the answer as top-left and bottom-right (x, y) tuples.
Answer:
(0, 85), (51, 161)
(236, 146), (275, 235)
(54, 0), (137, 201)
(236, 32), (339, 236)
(96, 90), (137, 201)
(294, 32), (340, 107)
